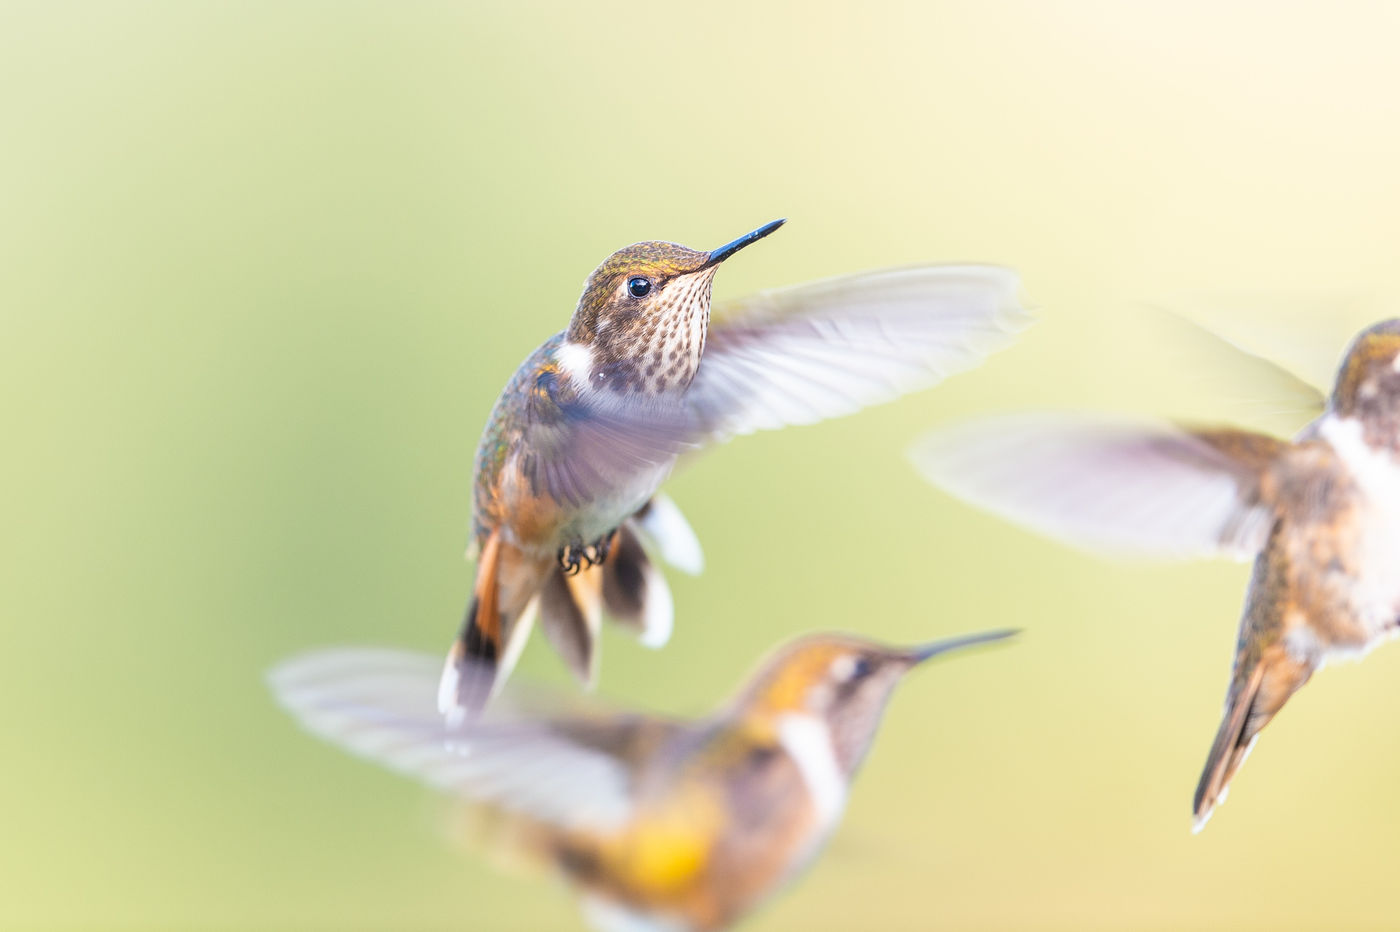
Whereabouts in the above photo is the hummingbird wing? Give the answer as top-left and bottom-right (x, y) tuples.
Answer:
(911, 413), (1288, 560)
(511, 266), (1026, 508)
(686, 265), (1028, 442)
(271, 648), (684, 835)
(1151, 291), (1369, 399)
(513, 363), (698, 511)
(1137, 303), (1328, 435)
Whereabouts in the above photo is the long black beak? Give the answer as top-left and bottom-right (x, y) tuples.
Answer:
(904, 629), (1019, 666)
(706, 218), (786, 267)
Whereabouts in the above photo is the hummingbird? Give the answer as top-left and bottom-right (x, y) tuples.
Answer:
(443, 218), (1028, 718)
(270, 628), (1016, 932)
(911, 318), (1400, 830)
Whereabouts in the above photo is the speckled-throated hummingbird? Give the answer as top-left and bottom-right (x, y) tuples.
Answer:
(912, 319), (1400, 830)
(270, 628), (1015, 932)
(441, 219), (1028, 719)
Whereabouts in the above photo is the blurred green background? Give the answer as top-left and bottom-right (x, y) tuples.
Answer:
(7, 1), (1400, 928)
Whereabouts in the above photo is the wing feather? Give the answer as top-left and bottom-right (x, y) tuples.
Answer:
(690, 265), (1029, 441)
(911, 413), (1286, 560)
(269, 648), (645, 833)
(508, 266), (1028, 509)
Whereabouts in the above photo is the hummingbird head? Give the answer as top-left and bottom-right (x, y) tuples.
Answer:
(565, 219), (785, 394)
(732, 629), (1017, 778)
(1331, 318), (1400, 444)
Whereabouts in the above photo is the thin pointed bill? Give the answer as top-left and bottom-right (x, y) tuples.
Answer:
(904, 628), (1019, 666)
(706, 218), (786, 266)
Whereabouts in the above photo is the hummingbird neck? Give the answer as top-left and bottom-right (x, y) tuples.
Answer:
(566, 271), (715, 395)
(775, 714), (848, 824)
(729, 705), (869, 783)
(1328, 398), (1400, 454)
(1328, 322), (1400, 452)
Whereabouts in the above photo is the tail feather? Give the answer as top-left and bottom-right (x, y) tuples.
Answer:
(539, 566), (604, 688)
(438, 531), (550, 722)
(440, 496), (698, 715)
(602, 523), (674, 649)
(1192, 652), (1312, 831)
(631, 494), (703, 575)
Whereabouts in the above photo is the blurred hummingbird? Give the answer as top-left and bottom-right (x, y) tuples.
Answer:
(911, 319), (1400, 830)
(443, 218), (1028, 718)
(270, 628), (1016, 932)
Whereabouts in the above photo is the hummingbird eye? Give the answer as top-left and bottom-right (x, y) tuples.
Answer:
(627, 277), (652, 298)
(832, 655), (875, 684)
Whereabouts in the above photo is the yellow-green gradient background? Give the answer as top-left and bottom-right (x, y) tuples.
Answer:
(7, 2), (1400, 928)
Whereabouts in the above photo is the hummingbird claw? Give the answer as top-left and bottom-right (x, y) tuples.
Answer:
(557, 530), (619, 576)
(589, 530), (616, 566)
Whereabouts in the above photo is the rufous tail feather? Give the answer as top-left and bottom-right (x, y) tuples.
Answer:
(601, 523), (674, 649)
(438, 532), (550, 722)
(1192, 655), (1311, 831)
(539, 561), (605, 688)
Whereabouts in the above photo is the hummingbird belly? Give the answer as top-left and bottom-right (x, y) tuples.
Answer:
(496, 452), (671, 555)
(1317, 416), (1400, 645)
(1341, 505), (1400, 643)
(574, 464), (672, 542)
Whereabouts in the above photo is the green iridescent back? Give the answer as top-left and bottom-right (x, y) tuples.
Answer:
(470, 332), (567, 544)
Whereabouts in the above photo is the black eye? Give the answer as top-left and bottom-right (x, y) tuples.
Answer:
(850, 657), (874, 681)
(627, 277), (651, 298)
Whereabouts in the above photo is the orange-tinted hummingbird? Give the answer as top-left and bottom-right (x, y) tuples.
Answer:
(912, 319), (1400, 830)
(443, 218), (1028, 718)
(270, 628), (1016, 931)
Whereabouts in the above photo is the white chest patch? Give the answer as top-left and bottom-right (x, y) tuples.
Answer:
(1319, 415), (1400, 639)
(556, 340), (596, 383)
(776, 714), (847, 829)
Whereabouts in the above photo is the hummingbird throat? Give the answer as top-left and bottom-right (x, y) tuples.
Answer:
(593, 270), (714, 395)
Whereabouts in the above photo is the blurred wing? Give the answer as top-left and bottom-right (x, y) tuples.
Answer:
(517, 371), (697, 510)
(1155, 291), (1372, 396)
(269, 648), (662, 834)
(911, 414), (1286, 560)
(688, 265), (1030, 441)
(1141, 304), (1328, 435)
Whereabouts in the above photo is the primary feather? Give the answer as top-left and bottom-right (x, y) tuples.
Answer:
(912, 413), (1282, 561)
(271, 648), (643, 834)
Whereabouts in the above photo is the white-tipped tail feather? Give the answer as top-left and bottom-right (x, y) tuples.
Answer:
(633, 494), (704, 576)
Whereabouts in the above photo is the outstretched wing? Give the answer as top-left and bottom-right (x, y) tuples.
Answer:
(1152, 291), (1361, 400)
(687, 265), (1029, 441)
(1137, 303), (1328, 436)
(911, 413), (1287, 560)
(496, 267), (1028, 513)
(270, 648), (681, 834)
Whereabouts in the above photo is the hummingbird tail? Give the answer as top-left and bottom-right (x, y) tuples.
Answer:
(533, 519), (678, 689)
(600, 523), (674, 649)
(539, 561), (604, 688)
(1192, 654), (1312, 832)
(630, 494), (704, 576)
(438, 532), (550, 722)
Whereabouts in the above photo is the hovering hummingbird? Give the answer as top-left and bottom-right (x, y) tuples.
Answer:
(443, 218), (1028, 718)
(270, 628), (1016, 932)
(911, 319), (1400, 830)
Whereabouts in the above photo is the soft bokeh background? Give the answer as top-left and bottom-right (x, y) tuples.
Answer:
(8, 1), (1400, 928)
